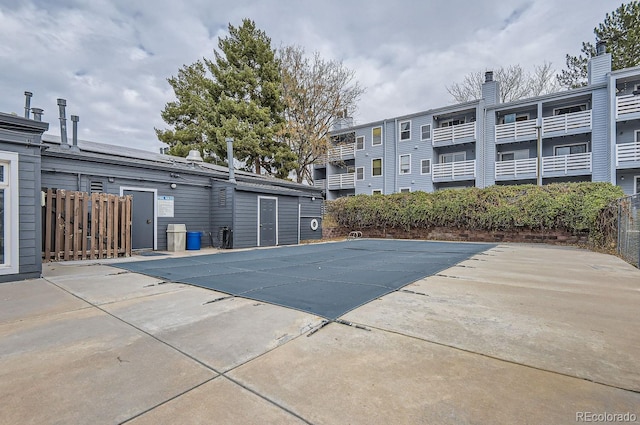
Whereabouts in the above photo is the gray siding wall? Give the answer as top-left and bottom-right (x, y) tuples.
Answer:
(484, 109), (498, 187)
(588, 54), (612, 85)
(0, 138), (42, 282)
(591, 86), (610, 182)
(299, 197), (322, 241)
(384, 120), (395, 194)
(211, 181), (234, 247)
(277, 196), (299, 246)
(41, 155), (213, 250)
(232, 191), (303, 248)
(616, 171), (639, 195)
(18, 149), (42, 278)
(232, 191), (257, 249)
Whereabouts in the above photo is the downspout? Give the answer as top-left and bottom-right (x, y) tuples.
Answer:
(383, 120), (387, 195)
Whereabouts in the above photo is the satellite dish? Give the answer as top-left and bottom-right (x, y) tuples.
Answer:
(185, 150), (203, 163)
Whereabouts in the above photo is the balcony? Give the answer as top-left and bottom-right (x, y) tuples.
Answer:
(495, 158), (537, 180)
(432, 160), (476, 182)
(313, 179), (326, 190)
(327, 173), (355, 190)
(433, 122), (476, 146)
(542, 152), (592, 176)
(616, 142), (640, 168)
(327, 144), (355, 162)
(542, 110), (591, 137)
(616, 94), (640, 120)
(495, 119), (537, 144)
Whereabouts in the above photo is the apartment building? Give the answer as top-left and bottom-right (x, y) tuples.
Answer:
(314, 46), (640, 198)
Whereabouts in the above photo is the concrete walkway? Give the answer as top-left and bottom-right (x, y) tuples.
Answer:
(0, 243), (638, 424)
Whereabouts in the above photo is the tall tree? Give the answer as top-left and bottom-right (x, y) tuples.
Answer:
(447, 63), (560, 103)
(558, 1), (640, 89)
(278, 45), (364, 184)
(156, 19), (296, 178)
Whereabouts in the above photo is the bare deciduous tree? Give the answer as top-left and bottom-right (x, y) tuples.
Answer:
(278, 45), (365, 184)
(447, 63), (560, 103)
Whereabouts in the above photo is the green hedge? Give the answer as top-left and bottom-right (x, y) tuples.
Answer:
(326, 183), (623, 249)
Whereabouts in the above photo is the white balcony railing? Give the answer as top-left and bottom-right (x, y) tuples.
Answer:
(616, 142), (640, 166)
(432, 160), (476, 180)
(616, 94), (640, 119)
(495, 119), (537, 141)
(433, 122), (476, 145)
(327, 144), (355, 162)
(313, 179), (326, 189)
(542, 110), (592, 136)
(542, 152), (592, 175)
(495, 158), (537, 179)
(327, 173), (355, 190)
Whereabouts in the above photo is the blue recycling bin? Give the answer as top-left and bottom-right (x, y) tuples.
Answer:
(186, 231), (202, 250)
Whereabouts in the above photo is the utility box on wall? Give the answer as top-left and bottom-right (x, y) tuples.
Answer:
(166, 224), (186, 251)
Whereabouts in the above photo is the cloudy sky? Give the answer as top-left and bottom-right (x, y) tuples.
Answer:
(0, 0), (622, 152)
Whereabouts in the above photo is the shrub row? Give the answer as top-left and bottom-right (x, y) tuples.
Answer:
(325, 183), (624, 249)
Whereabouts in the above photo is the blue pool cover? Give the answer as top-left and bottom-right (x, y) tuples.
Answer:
(115, 239), (495, 319)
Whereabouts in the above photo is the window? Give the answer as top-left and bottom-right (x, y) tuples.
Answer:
(635, 176), (640, 194)
(498, 149), (529, 161)
(356, 167), (364, 180)
(399, 154), (411, 174)
(0, 151), (19, 275)
(399, 188), (411, 193)
(399, 120), (411, 141)
(421, 159), (431, 175)
(356, 136), (364, 150)
(372, 127), (382, 146)
(554, 144), (587, 156)
(372, 158), (383, 176)
(439, 152), (466, 163)
(553, 104), (587, 116)
(440, 118), (465, 127)
(372, 189), (383, 195)
(635, 129), (640, 143)
(503, 113), (530, 124)
(421, 124), (431, 140)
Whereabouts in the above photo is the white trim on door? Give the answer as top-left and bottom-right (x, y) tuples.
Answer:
(119, 186), (158, 250)
(257, 196), (278, 247)
(0, 151), (19, 275)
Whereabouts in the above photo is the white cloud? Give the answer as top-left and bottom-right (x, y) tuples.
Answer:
(0, 0), (624, 152)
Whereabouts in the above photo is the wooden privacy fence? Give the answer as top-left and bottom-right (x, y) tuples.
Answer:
(43, 189), (132, 262)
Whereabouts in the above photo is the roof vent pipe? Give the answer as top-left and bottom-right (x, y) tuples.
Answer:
(70, 115), (80, 152)
(57, 98), (69, 149)
(31, 108), (43, 122)
(24, 91), (32, 119)
(226, 137), (236, 183)
(596, 40), (606, 56)
(485, 71), (494, 82)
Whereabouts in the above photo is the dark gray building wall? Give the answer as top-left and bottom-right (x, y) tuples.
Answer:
(211, 181), (234, 247)
(299, 196), (322, 241)
(232, 190), (311, 248)
(41, 154), (214, 250)
(18, 148), (42, 279)
(278, 195), (299, 246)
(232, 191), (258, 249)
(0, 120), (47, 282)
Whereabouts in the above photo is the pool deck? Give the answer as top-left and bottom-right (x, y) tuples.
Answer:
(1, 242), (639, 424)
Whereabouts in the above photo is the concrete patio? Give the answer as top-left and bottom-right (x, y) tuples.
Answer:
(0, 242), (638, 424)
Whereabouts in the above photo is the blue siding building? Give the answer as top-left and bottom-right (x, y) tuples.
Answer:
(315, 50), (640, 197)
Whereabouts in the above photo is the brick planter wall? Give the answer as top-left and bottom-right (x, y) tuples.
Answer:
(322, 226), (589, 245)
